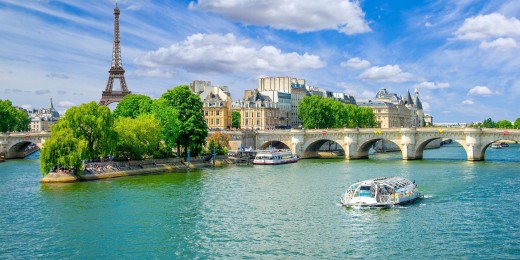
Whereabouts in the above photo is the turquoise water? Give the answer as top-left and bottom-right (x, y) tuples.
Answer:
(1, 145), (520, 259)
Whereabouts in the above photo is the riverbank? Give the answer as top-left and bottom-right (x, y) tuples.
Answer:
(40, 157), (231, 183)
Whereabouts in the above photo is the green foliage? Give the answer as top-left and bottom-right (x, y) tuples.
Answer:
(112, 94), (152, 119)
(482, 118), (496, 128)
(113, 115), (161, 160)
(514, 118), (520, 129)
(232, 111), (241, 129)
(344, 104), (358, 128)
(0, 99), (30, 132)
(160, 85), (208, 157)
(495, 120), (513, 129)
(40, 125), (87, 175)
(206, 132), (230, 155)
(298, 96), (335, 129)
(57, 102), (117, 159)
(298, 96), (376, 129)
(356, 107), (377, 128)
(152, 98), (181, 157)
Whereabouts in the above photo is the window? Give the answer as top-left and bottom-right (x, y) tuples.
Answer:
(216, 119), (220, 125)
(216, 110), (220, 116)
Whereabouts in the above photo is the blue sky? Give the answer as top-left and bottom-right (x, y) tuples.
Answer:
(1, 0), (520, 123)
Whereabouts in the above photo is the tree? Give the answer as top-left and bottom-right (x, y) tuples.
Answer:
(514, 118), (520, 129)
(160, 85), (208, 157)
(495, 120), (513, 129)
(482, 118), (496, 128)
(40, 126), (87, 175)
(152, 98), (181, 157)
(113, 115), (161, 160)
(232, 111), (241, 129)
(356, 107), (377, 128)
(298, 96), (334, 129)
(112, 94), (152, 119)
(0, 99), (30, 132)
(54, 101), (117, 159)
(206, 132), (230, 155)
(344, 104), (359, 128)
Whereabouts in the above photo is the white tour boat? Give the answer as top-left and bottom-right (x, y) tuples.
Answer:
(491, 143), (502, 149)
(341, 176), (422, 208)
(253, 149), (299, 165)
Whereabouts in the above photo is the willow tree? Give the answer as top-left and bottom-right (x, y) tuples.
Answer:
(40, 125), (87, 175)
(40, 102), (117, 174)
(60, 102), (117, 159)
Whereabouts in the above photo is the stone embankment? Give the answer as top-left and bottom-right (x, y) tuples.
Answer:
(41, 157), (231, 183)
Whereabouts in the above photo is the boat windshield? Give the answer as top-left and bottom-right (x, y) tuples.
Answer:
(358, 186), (372, 197)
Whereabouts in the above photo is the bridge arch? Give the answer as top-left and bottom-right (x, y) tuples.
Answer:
(478, 137), (520, 160)
(302, 138), (345, 158)
(258, 140), (291, 150)
(413, 136), (466, 160)
(6, 140), (39, 159)
(357, 138), (403, 159)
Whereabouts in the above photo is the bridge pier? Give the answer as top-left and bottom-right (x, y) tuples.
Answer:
(464, 128), (484, 161)
(401, 128), (419, 160)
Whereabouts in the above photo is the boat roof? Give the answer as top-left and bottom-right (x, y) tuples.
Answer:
(356, 176), (413, 189)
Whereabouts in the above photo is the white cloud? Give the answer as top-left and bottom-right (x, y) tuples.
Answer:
(422, 101), (430, 111)
(454, 13), (520, 40)
(189, 0), (371, 35)
(135, 33), (325, 74)
(479, 37), (518, 51)
(424, 22), (432, 28)
(133, 68), (174, 78)
(340, 57), (371, 69)
(58, 101), (75, 108)
(337, 82), (375, 100)
(414, 81), (450, 90)
(462, 99), (474, 105)
(359, 65), (415, 83)
(468, 86), (497, 96)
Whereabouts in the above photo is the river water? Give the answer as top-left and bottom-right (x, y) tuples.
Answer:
(1, 144), (520, 259)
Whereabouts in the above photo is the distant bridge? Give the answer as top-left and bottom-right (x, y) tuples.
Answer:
(0, 131), (50, 159)
(223, 128), (520, 161)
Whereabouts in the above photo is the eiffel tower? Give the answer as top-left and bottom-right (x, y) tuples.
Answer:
(99, 3), (131, 106)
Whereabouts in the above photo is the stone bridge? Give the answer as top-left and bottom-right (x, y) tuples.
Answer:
(0, 131), (50, 159)
(249, 128), (519, 161)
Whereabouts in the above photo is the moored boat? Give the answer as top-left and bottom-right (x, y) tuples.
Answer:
(253, 149), (299, 165)
(500, 142), (509, 147)
(341, 176), (422, 208)
(491, 143), (502, 149)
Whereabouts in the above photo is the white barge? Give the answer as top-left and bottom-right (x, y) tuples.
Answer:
(341, 176), (422, 208)
(253, 149), (299, 165)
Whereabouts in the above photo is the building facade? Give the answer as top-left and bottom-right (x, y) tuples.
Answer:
(358, 88), (425, 128)
(258, 76), (308, 128)
(194, 83), (232, 130)
(27, 99), (60, 132)
(260, 90), (291, 128)
(231, 90), (279, 130)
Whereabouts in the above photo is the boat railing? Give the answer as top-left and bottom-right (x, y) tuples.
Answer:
(379, 195), (392, 204)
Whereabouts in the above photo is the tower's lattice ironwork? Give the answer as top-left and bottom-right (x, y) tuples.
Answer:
(99, 3), (130, 106)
